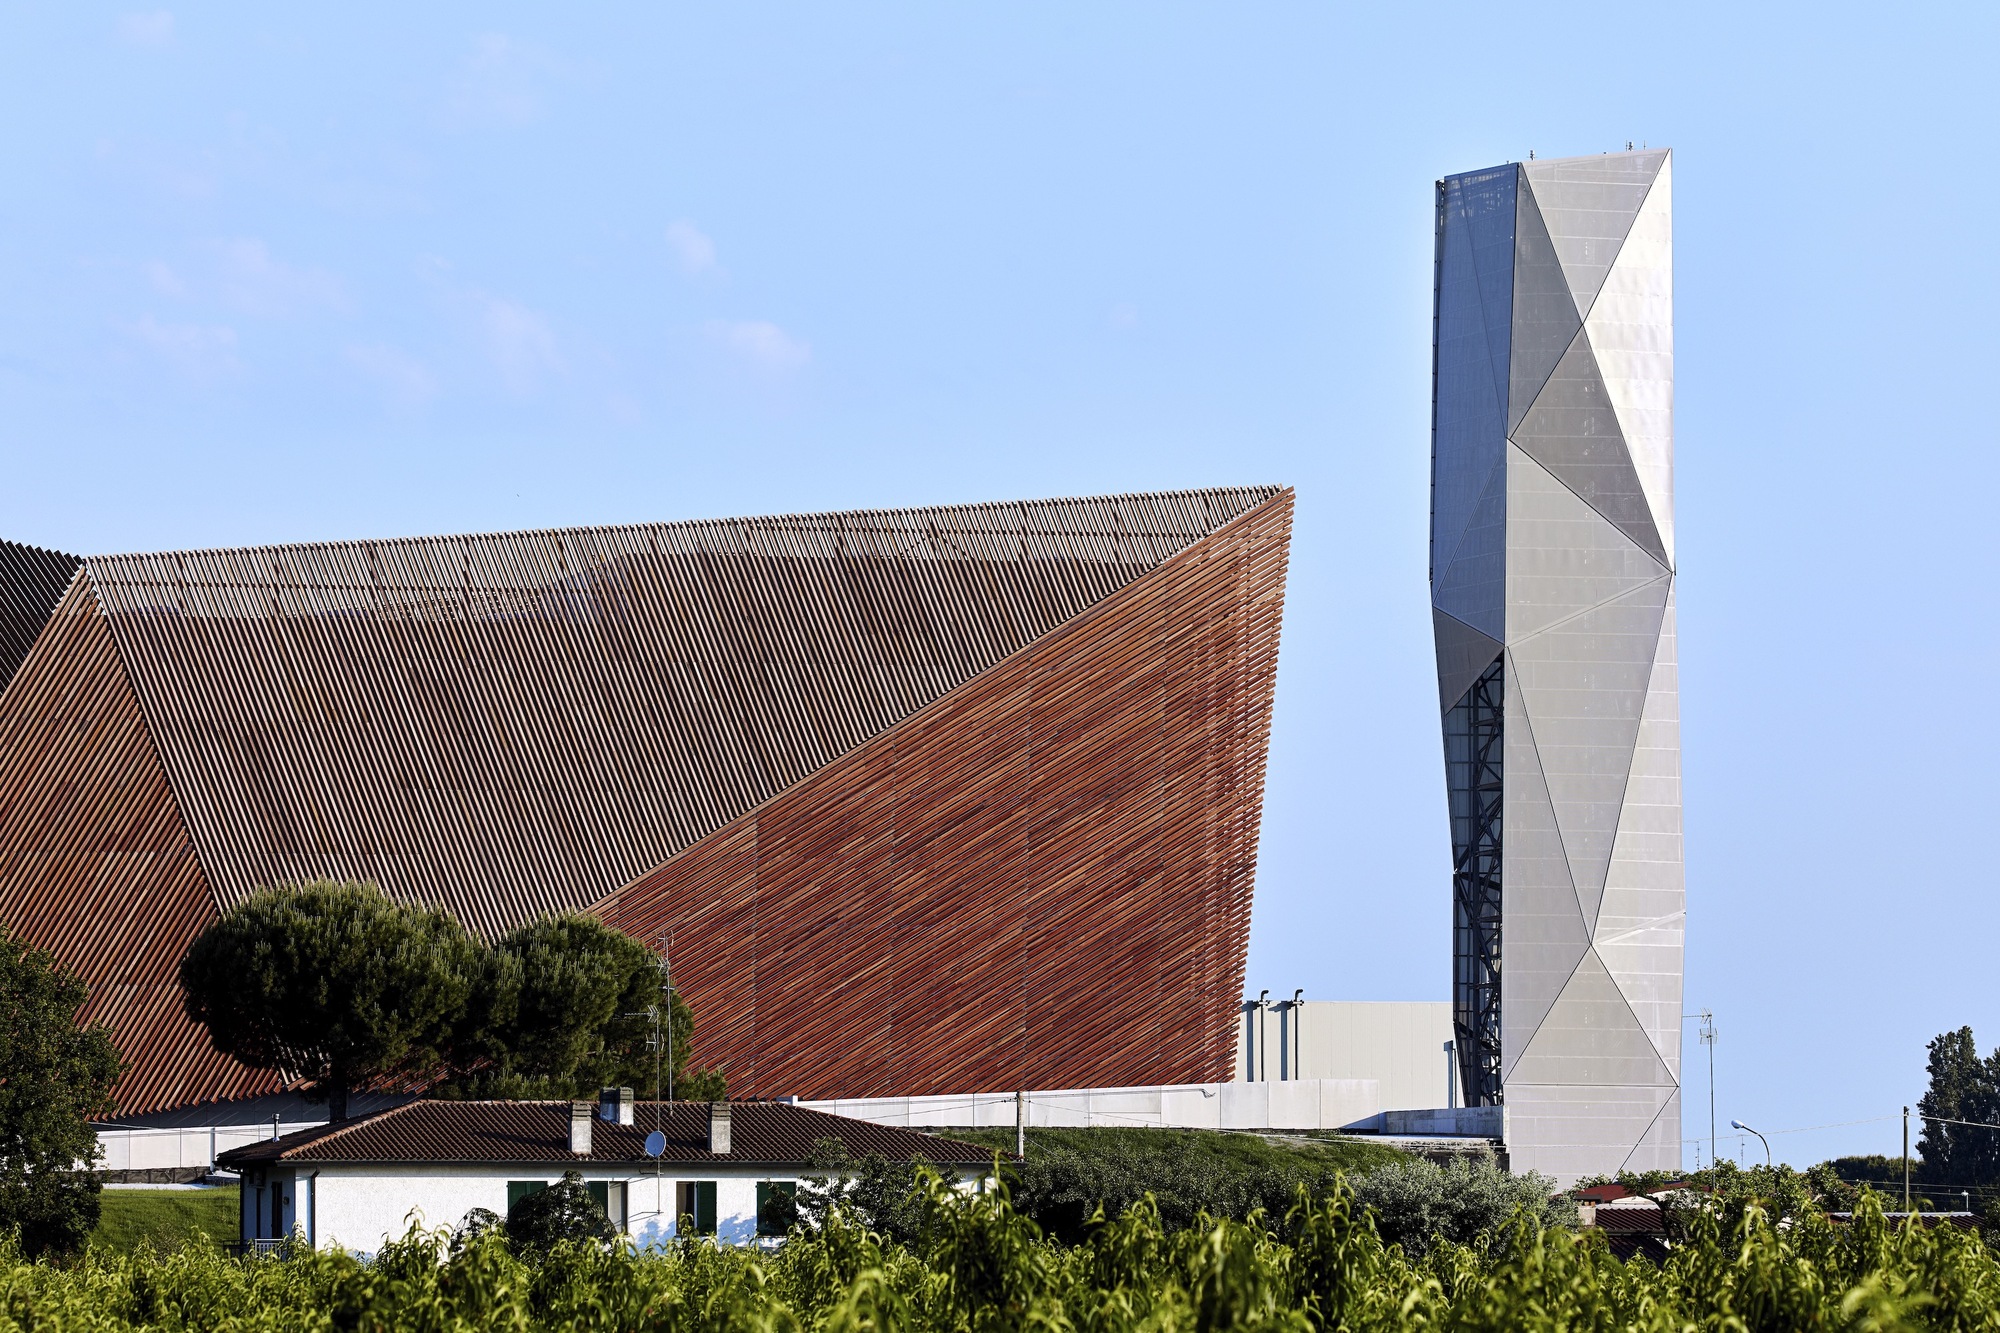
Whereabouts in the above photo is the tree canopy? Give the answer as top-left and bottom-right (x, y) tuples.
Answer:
(1918, 1025), (2000, 1194)
(179, 881), (723, 1114)
(439, 911), (722, 1100)
(179, 880), (480, 1120)
(0, 923), (124, 1258)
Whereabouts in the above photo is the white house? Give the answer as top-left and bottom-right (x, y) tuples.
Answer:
(215, 1091), (997, 1252)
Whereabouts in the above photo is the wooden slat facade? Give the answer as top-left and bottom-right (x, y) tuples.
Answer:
(0, 538), (83, 695)
(0, 578), (280, 1113)
(597, 491), (1292, 1098)
(0, 488), (1290, 1113)
(85, 490), (1278, 936)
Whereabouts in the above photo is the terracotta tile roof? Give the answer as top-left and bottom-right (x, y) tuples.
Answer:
(216, 1100), (999, 1169)
(1573, 1181), (1696, 1204)
(1593, 1209), (1668, 1234)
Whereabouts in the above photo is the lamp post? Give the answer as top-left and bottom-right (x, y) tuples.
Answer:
(1730, 1118), (1770, 1168)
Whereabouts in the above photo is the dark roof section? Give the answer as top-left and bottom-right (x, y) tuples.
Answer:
(0, 539), (82, 696)
(216, 1100), (1000, 1169)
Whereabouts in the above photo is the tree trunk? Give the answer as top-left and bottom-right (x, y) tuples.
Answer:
(329, 1080), (349, 1123)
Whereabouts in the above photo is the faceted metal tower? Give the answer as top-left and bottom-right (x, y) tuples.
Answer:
(1430, 150), (1681, 1181)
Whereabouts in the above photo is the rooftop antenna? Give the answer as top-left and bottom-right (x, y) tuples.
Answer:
(626, 931), (676, 1230)
(662, 932), (675, 1105)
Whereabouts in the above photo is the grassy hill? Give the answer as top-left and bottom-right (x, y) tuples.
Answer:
(92, 1186), (238, 1254)
(951, 1125), (1408, 1240)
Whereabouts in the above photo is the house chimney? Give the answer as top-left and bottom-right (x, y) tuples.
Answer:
(598, 1086), (635, 1126)
(707, 1101), (731, 1155)
(569, 1101), (594, 1155)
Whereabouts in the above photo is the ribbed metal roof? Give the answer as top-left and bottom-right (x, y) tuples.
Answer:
(217, 1099), (996, 1167)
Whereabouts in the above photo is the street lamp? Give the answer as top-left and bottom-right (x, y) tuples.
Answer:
(1730, 1118), (1770, 1168)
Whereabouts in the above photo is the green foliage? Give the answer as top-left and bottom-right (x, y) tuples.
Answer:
(177, 879), (479, 1119)
(440, 913), (723, 1100)
(179, 885), (726, 1112)
(4, 1171), (1997, 1331)
(90, 1187), (238, 1255)
(1591, 1158), (1946, 1231)
(1921, 1026), (2000, 1192)
(953, 1126), (1407, 1241)
(798, 1138), (946, 1247)
(1345, 1151), (1571, 1257)
(0, 922), (124, 1260)
(505, 1170), (617, 1252)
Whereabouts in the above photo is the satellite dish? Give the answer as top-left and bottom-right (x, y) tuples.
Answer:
(644, 1129), (666, 1157)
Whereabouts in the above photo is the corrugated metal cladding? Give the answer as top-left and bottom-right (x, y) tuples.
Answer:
(0, 539), (83, 694)
(601, 492), (1292, 1099)
(0, 487), (1290, 1115)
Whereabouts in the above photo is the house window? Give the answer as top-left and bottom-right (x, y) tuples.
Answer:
(508, 1179), (621, 1230)
(676, 1180), (717, 1235)
(756, 1182), (797, 1237)
(602, 1181), (627, 1233)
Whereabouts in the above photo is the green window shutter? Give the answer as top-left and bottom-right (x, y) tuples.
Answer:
(675, 1180), (719, 1235)
(756, 1181), (797, 1237)
(507, 1181), (546, 1215)
(586, 1181), (609, 1214)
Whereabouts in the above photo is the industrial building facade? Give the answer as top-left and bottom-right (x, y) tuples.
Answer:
(1431, 150), (1683, 1179)
(0, 488), (1290, 1115)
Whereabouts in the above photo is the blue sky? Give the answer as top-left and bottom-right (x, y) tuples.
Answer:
(2, 3), (1994, 1170)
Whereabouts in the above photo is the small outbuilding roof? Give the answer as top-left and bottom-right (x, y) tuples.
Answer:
(217, 1100), (998, 1169)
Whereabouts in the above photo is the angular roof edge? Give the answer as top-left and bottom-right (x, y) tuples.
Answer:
(84, 485), (1288, 564)
(216, 1099), (1005, 1169)
(1441, 146), (1670, 185)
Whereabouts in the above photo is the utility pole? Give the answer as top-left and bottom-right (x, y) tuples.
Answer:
(1904, 1106), (1911, 1212)
(1700, 1012), (1717, 1169)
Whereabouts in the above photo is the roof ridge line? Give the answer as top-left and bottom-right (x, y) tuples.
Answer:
(275, 1099), (417, 1157)
(80, 485), (1289, 565)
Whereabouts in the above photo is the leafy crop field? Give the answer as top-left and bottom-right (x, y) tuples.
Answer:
(90, 1188), (238, 1256)
(5, 1175), (1994, 1331)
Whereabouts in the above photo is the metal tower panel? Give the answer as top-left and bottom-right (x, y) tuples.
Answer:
(1432, 149), (1680, 1184)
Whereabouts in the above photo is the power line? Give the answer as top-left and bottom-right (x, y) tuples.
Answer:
(1918, 1114), (2000, 1134)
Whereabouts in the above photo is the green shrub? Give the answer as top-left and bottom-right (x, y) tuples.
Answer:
(2, 1170), (1997, 1330)
(1347, 1151), (1571, 1256)
(954, 1126), (1406, 1241)
(504, 1170), (615, 1252)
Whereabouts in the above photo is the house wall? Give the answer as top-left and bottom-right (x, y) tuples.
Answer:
(252, 1164), (975, 1254)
